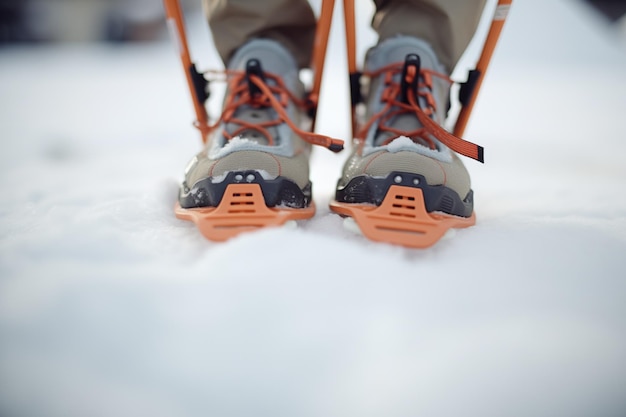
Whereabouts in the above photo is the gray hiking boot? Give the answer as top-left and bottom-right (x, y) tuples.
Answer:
(176, 39), (342, 241)
(330, 36), (483, 248)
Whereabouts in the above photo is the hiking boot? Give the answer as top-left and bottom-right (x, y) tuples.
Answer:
(176, 39), (342, 241)
(330, 36), (483, 248)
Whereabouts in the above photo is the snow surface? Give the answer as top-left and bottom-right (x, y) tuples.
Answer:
(1, 0), (626, 416)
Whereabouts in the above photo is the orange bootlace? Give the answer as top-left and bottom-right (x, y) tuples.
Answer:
(205, 68), (344, 153)
(357, 62), (484, 163)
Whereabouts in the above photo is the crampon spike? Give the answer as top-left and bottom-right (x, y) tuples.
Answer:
(330, 186), (475, 248)
(175, 184), (315, 242)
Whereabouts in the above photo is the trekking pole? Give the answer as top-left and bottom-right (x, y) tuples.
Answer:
(163, 0), (211, 143)
(310, 0), (336, 131)
(343, 0), (360, 139)
(310, 0), (359, 138)
(453, 0), (513, 137)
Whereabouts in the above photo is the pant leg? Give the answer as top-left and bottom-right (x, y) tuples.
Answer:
(203, 0), (316, 69)
(372, 0), (487, 72)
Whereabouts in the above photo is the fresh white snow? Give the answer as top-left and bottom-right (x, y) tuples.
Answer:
(1, 0), (626, 416)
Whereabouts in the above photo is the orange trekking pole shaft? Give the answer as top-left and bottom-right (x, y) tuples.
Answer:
(310, 0), (336, 130)
(163, 0), (211, 142)
(310, 0), (359, 137)
(343, 0), (359, 139)
(453, 0), (513, 137)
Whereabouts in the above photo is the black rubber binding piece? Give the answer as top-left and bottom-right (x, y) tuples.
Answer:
(335, 171), (474, 218)
(349, 71), (363, 106)
(459, 69), (481, 107)
(179, 171), (312, 210)
(189, 63), (210, 104)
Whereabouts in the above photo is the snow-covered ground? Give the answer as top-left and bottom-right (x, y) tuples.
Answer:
(1, 0), (625, 416)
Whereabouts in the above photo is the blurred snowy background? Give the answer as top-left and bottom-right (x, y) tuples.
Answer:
(1, 1), (626, 416)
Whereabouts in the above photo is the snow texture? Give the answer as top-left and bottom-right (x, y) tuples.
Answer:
(1, 0), (626, 416)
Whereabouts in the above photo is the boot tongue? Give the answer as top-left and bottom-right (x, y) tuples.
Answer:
(224, 40), (302, 146)
(365, 39), (433, 74)
(365, 37), (446, 148)
(373, 53), (431, 148)
(228, 39), (299, 85)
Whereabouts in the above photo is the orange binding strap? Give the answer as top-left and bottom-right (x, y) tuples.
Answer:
(330, 186), (476, 248)
(175, 184), (315, 242)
